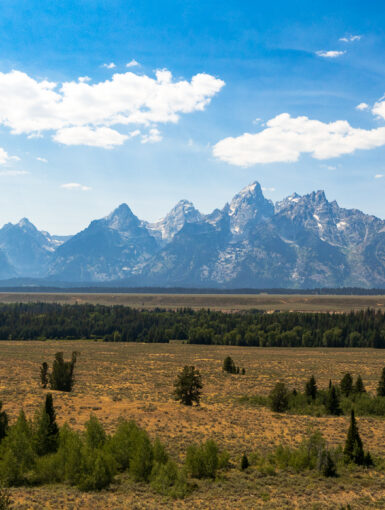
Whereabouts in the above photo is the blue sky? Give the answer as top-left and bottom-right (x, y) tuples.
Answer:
(1, 0), (385, 234)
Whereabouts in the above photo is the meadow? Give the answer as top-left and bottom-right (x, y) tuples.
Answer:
(2, 291), (385, 312)
(1, 340), (385, 509)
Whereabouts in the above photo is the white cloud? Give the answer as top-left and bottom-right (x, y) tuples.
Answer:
(54, 126), (129, 149)
(0, 147), (18, 165)
(36, 156), (47, 163)
(141, 127), (162, 144)
(0, 169), (28, 176)
(126, 59), (140, 68)
(316, 50), (346, 58)
(102, 62), (116, 69)
(340, 35), (361, 42)
(375, 174), (384, 179)
(371, 97), (385, 120)
(356, 102), (369, 111)
(61, 182), (91, 191)
(213, 113), (385, 166)
(0, 69), (224, 148)
(78, 76), (91, 83)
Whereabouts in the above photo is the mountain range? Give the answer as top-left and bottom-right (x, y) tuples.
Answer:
(1, 182), (385, 288)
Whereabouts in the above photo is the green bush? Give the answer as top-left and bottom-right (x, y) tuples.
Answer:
(129, 430), (154, 482)
(151, 460), (190, 499)
(185, 439), (219, 479)
(77, 449), (116, 491)
(107, 420), (142, 471)
(269, 382), (289, 412)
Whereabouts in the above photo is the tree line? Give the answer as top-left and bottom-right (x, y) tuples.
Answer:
(1, 303), (385, 347)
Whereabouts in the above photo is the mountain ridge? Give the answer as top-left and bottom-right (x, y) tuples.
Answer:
(2, 182), (385, 288)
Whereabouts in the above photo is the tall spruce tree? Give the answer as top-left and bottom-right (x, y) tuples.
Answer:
(305, 375), (317, 401)
(0, 403), (8, 442)
(326, 385), (342, 416)
(33, 394), (59, 455)
(344, 409), (364, 465)
(354, 375), (366, 394)
(40, 362), (49, 389)
(377, 368), (385, 397)
(49, 352), (78, 392)
(340, 373), (353, 397)
(222, 357), (236, 374)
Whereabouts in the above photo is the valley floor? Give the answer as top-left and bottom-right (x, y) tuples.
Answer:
(2, 341), (385, 509)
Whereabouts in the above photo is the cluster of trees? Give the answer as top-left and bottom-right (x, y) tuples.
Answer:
(0, 396), (231, 498)
(40, 352), (78, 392)
(222, 356), (245, 375)
(2, 303), (385, 348)
(260, 368), (385, 417)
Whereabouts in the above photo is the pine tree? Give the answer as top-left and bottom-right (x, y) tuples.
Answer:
(377, 368), (385, 397)
(173, 366), (203, 406)
(241, 453), (249, 470)
(340, 373), (353, 397)
(325, 385), (342, 416)
(354, 375), (366, 394)
(241, 368), (246, 375)
(44, 394), (59, 452)
(40, 362), (49, 389)
(317, 449), (337, 477)
(305, 375), (317, 401)
(222, 357), (236, 374)
(269, 382), (289, 413)
(49, 352), (78, 392)
(344, 409), (364, 465)
(0, 403), (8, 442)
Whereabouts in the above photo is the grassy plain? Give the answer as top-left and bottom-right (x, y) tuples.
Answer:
(1, 291), (385, 312)
(1, 341), (385, 508)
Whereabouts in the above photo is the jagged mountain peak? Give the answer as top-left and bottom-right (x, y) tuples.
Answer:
(105, 203), (139, 230)
(147, 199), (202, 242)
(228, 181), (274, 234)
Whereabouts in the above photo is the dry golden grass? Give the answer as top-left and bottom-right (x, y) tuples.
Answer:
(2, 341), (385, 508)
(1, 291), (385, 312)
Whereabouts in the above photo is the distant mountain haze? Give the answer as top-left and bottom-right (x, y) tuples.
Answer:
(1, 182), (385, 288)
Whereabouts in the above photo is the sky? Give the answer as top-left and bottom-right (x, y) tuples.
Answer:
(1, 0), (385, 234)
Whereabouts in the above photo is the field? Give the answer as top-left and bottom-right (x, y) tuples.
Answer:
(2, 340), (385, 509)
(1, 291), (385, 312)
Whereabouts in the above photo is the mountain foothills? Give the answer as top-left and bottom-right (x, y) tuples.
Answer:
(1, 182), (385, 288)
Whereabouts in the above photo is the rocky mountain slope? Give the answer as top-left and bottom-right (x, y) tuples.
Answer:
(2, 182), (385, 288)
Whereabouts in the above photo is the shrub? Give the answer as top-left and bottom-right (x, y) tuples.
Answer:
(223, 356), (236, 374)
(84, 415), (106, 450)
(107, 420), (141, 471)
(241, 453), (249, 470)
(0, 487), (11, 510)
(173, 366), (203, 406)
(129, 430), (153, 482)
(269, 382), (289, 413)
(151, 460), (190, 499)
(185, 440), (219, 479)
(317, 449), (337, 477)
(77, 449), (116, 491)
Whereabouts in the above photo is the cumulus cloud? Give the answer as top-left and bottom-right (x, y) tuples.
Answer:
(102, 62), (116, 69)
(61, 182), (91, 191)
(213, 113), (385, 166)
(0, 69), (224, 149)
(316, 50), (346, 58)
(0, 169), (28, 176)
(78, 76), (91, 83)
(0, 147), (19, 165)
(36, 156), (47, 163)
(340, 35), (361, 42)
(126, 59), (139, 68)
(356, 102), (369, 111)
(141, 127), (162, 144)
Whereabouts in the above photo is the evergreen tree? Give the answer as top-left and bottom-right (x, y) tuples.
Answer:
(0, 403), (8, 442)
(269, 382), (289, 413)
(377, 367), (385, 397)
(317, 449), (337, 477)
(40, 362), (49, 389)
(354, 375), (366, 394)
(222, 357), (236, 374)
(49, 352), (78, 392)
(173, 366), (203, 406)
(344, 410), (364, 465)
(340, 373), (353, 397)
(305, 375), (317, 401)
(241, 368), (246, 375)
(241, 453), (249, 470)
(325, 385), (342, 416)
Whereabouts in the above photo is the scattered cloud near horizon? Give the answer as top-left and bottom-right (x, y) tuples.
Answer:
(0, 169), (28, 176)
(316, 50), (346, 58)
(356, 102), (369, 111)
(61, 182), (91, 191)
(0, 68), (224, 149)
